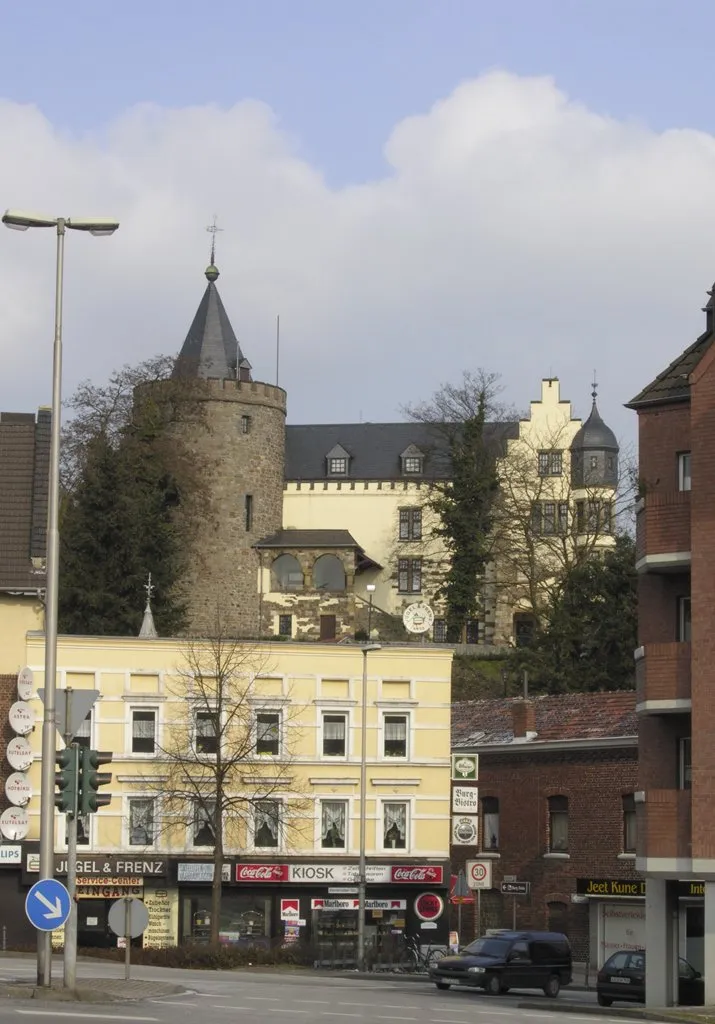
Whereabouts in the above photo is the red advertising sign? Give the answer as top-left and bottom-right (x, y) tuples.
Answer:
(235, 864), (288, 882)
(414, 891), (445, 921)
(391, 865), (444, 884)
(280, 898), (300, 920)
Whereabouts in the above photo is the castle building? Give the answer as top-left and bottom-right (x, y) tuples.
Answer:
(168, 261), (621, 645)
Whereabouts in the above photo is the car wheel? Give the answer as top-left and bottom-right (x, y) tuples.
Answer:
(500, 986), (509, 994)
(486, 975), (502, 996)
(543, 975), (560, 998)
(435, 983), (450, 991)
(597, 994), (612, 1007)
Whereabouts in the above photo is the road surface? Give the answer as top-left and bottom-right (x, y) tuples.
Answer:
(0, 958), (664, 1024)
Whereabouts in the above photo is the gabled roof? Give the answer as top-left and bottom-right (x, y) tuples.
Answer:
(452, 692), (637, 749)
(255, 529), (362, 549)
(172, 265), (250, 381)
(626, 295), (715, 409)
(284, 421), (518, 482)
(0, 410), (50, 591)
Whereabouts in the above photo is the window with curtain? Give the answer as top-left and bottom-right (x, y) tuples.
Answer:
(321, 801), (347, 848)
(384, 715), (408, 758)
(549, 795), (569, 852)
(482, 796), (500, 851)
(383, 803), (407, 849)
(193, 800), (216, 847)
(129, 798), (155, 846)
(323, 713), (347, 757)
(256, 711), (280, 756)
(254, 801), (280, 848)
(195, 711), (218, 755)
(622, 794), (636, 854)
(131, 710), (156, 754)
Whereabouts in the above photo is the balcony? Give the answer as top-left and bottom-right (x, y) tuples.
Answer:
(637, 788), (691, 862)
(635, 642), (691, 712)
(635, 492), (690, 573)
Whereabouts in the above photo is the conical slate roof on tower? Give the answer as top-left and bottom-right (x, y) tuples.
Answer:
(172, 263), (252, 381)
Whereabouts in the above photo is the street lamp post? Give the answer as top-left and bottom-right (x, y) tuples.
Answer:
(366, 583), (376, 638)
(357, 642), (381, 972)
(2, 210), (119, 987)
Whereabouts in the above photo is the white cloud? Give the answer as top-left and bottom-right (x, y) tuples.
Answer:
(1, 70), (715, 443)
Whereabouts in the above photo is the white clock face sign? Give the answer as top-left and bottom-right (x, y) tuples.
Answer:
(402, 603), (435, 634)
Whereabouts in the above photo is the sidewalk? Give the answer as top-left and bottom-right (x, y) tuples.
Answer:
(0, 977), (185, 1003)
(517, 998), (715, 1023)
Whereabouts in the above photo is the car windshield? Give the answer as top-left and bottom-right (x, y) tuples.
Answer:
(463, 938), (511, 957)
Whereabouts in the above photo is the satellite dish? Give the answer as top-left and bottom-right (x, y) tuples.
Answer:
(402, 602), (435, 635)
(5, 772), (32, 807)
(6, 736), (33, 772)
(8, 701), (35, 736)
(0, 806), (29, 841)
(17, 667), (34, 702)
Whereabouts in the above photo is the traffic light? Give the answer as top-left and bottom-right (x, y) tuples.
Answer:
(79, 749), (113, 814)
(55, 746), (79, 815)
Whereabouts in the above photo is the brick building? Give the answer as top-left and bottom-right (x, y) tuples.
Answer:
(450, 693), (639, 964)
(626, 283), (715, 1006)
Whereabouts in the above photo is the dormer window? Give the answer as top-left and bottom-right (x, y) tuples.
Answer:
(326, 444), (351, 477)
(400, 444), (425, 477)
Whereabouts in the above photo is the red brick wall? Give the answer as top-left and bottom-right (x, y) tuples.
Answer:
(0, 674), (16, 812)
(450, 748), (638, 959)
(637, 709), (689, 791)
(637, 573), (689, 645)
(638, 404), (690, 492)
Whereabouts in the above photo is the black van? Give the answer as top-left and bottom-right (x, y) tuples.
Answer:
(429, 930), (572, 997)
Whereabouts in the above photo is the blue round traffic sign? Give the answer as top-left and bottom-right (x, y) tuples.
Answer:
(25, 878), (71, 932)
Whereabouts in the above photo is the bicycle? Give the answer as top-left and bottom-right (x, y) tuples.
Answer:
(396, 934), (447, 973)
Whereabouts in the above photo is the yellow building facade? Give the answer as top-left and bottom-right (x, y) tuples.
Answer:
(7, 634), (452, 955)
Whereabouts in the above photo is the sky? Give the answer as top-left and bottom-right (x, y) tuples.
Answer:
(3, 0), (715, 446)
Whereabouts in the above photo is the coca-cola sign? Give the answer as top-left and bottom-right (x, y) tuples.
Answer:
(235, 864), (289, 882)
(391, 866), (444, 884)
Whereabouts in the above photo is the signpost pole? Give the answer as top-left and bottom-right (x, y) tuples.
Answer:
(63, 691), (77, 991)
(512, 896), (516, 930)
(476, 889), (481, 941)
(124, 898), (131, 980)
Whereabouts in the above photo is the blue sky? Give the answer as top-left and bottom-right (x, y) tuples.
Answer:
(2, 0), (715, 446)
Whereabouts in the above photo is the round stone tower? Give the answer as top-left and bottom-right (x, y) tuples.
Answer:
(171, 261), (286, 637)
(570, 383), (619, 490)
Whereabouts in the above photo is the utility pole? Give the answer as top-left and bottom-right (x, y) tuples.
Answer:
(63, 692), (77, 991)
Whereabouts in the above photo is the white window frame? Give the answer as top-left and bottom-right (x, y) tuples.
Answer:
(380, 711), (410, 761)
(126, 795), (158, 848)
(678, 451), (692, 492)
(379, 798), (410, 853)
(194, 707), (219, 757)
(317, 798), (350, 851)
(251, 799), (283, 853)
(677, 596), (691, 643)
(129, 707), (158, 756)
(58, 812), (93, 851)
(190, 798), (218, 849)
(254, 708), (282, 758)
(321, 710), (349, 760)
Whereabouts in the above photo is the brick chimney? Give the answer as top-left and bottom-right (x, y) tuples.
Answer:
(512, 698), (537, 739)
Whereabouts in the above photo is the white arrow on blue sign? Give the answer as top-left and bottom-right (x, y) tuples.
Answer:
(25, 878), (71, 931)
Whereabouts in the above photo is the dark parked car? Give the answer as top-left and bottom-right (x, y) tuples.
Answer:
(596, 950), (703, 1007)
(429, 930), (572, 997)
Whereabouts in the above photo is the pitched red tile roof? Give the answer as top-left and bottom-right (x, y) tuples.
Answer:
(452, 692), (637, 748)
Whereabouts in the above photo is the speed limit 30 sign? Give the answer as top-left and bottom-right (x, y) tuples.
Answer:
(466, 859), (493, 890)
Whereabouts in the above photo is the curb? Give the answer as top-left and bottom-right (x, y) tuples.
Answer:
(517, 1000), (714, 1022)
(0, 981), (187, 1004)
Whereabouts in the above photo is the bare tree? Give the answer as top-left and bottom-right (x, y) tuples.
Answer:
(140, 627), (307, 944)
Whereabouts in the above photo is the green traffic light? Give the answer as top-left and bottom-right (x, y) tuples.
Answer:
(79, 748), (113, 815)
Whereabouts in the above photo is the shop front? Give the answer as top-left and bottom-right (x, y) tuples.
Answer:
(232, 861), (450, 965)
(176, 861), (270, 946)
(577, 877), (706, 971)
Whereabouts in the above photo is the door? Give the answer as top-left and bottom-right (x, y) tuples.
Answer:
(320, 615), (337, 641)
(77, 899), (113, 948)
(503, 939), (532, 989)
(600, 951), (633, 1002)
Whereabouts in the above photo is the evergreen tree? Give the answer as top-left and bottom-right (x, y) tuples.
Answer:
(511, 533), (637, 693)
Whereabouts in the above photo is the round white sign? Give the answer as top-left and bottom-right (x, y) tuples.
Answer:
(6, 736), (33, 772)
(402, 602), (435, 634)
(0, 806), (29, 841)
(452, 816), (478, 845)
(8, 701), (35, 736)
(5, 773), (32, 807)
(17, 667), (34, 702)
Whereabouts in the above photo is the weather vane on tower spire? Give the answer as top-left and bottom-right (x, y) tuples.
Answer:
(206, 215), (223, 267)
(591, 370), (598, 403)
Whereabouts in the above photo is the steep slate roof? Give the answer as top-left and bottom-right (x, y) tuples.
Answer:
(172, 265), (251, 380)
(570, 399), (618, 451)
(452, 692), (637, 749)
(626, 313), (714, 410)
(255, 529), (362, 549)
(284, 421), (519, 481)
(0, 410), (50, 591)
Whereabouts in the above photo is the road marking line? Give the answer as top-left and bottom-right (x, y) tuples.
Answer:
(324, 1015), (362, 1018)
(374, 1017), (418, 1021)
(210, 1008), (251, 1012)
(14, 1013), (159, 1022)
(243, 996), (281, 1001)
(295, 1000), (331, 1004)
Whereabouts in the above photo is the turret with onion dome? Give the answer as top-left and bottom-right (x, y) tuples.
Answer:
(570, 380), (619, 489)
